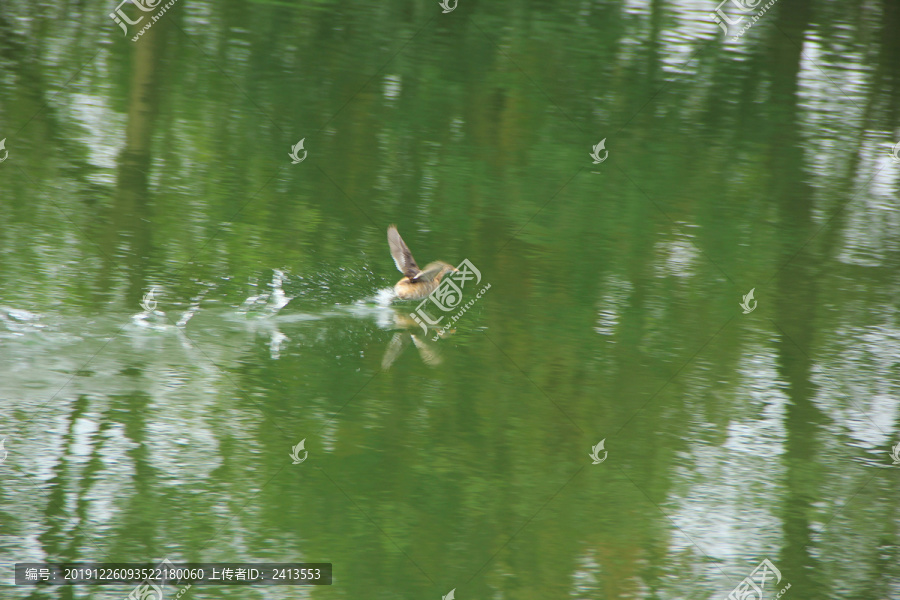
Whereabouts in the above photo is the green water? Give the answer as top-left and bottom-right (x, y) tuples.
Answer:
(2, 0), (900, 598)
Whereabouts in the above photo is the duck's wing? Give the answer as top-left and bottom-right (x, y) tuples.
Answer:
(388, 225), (421, 278)
(413, 261), (451, 282)
(410, 334), (442, 366)
(381, 332), (409, 370)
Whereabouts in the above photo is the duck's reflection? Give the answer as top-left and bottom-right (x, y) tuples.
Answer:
(378, 308), (451, 370)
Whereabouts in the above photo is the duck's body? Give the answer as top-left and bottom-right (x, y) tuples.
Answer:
(388, 225), (457, 300)
(393, 267), (455, 300)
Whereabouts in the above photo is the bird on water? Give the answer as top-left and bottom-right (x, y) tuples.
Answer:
(387, 225), (458, 300)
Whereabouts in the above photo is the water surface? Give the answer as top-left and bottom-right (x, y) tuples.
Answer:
(1, 0), (900, 598)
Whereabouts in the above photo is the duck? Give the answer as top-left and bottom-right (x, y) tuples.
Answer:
(388, 225), (458, 300)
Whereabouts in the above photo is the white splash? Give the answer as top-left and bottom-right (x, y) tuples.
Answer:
(374, 288), (396, 307)
(240, 270), (293, 317)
